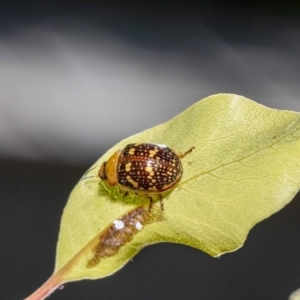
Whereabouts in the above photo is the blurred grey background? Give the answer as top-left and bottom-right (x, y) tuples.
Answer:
(1, 1), (300, 164)
(1, 1), (300, 299)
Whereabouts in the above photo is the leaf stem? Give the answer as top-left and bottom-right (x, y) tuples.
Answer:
(24, 206), (153, 300)
(24, 271), (64, 300)
(23, 218), (105, 300)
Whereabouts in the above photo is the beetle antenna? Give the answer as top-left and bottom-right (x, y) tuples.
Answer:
(81, 166), (97, 181)
(81, 175), (96, 181)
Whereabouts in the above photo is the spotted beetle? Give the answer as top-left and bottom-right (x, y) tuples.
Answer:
(85, 143), (194, 210)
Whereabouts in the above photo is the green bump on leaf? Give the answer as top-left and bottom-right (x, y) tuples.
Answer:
(54, 94), (300, 282)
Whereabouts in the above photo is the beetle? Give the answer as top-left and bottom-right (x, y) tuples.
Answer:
(83, 143), (194, 211)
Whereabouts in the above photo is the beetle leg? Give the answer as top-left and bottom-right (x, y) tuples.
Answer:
(181, 147), (195, 158)
(148, 197), (153, 211)
(158, 195), (164, 211)
(173, 147), (195, 158)
(123, 192), (129, 198)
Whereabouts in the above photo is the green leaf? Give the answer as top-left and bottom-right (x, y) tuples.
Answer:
(54, 94), (300, 282)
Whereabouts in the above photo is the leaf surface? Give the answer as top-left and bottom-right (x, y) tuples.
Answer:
(54, 94), (300, 282)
